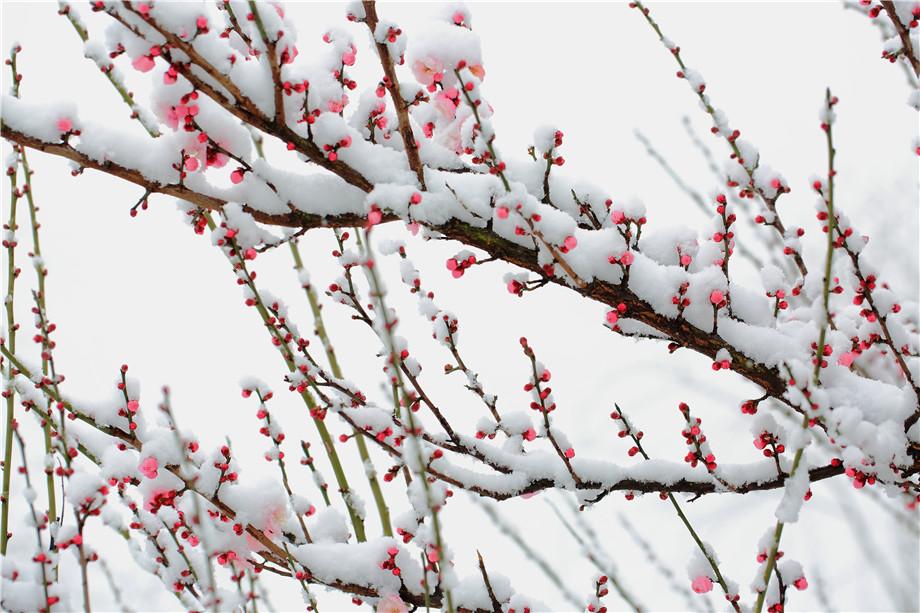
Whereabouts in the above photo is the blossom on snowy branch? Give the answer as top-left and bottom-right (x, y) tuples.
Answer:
(1, 2), (918, 612)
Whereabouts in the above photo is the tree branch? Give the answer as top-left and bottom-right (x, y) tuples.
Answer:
(1, 124), (791, 406)
(362, 1), (427, 189)
(881, 1), (920, 77)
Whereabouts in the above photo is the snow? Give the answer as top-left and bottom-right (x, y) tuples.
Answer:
(1, 2), (917, 611)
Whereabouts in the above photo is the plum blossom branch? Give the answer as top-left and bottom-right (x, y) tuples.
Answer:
(1, 128), (21, 558)
(289, 239), (393, 538)
(58, 3), (161, 137)
(0, 4), (917, 609)
(752, 88), (838, 613)
(0, 123), (798, 409)
(607, 405), (741, 611)
(361, 1), (427, 190)
(631, 1), (808, 282)
(880, 1), (920, 76)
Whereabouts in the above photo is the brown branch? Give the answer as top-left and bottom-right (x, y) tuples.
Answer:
(881, 1), (920, 77)
(1, 124), (791, 406)
(120, 2), (259, 116)
(362, 1), (427, 189)
(108, 7), (376, 193)
(247, 1), (286, 126)
(0, 125), (356, 229)
(337, 401), (848, 501)
(1, 345), (486, 612)
(477, 550), (503, 613)
(832, 235), (920, 425)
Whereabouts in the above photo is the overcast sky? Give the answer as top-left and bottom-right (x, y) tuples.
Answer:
(2, 2), (918, 611)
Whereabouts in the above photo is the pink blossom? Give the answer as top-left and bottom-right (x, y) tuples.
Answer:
(244, 500), (288, 550)
(468, 64), (486, 81)
(691, 575), (713, 594)
(164, 105), (184, 131)
(606, 310), (619, 325)
(619, 251), (634, 266)
(57, 118), (73, 133)
(411, 56), (445, 87)
(132, 55), (155, 73)
(127, 399), (140, 413)
(434, 91), (459, 119)
(709, 290), (724, 305)
(611, 210), (626, 224)
(377, 594), (408, 613)
(441, 122), (464, 153)
(139, 456), (159, 480)
(207, 150), (228, 169)
(838, 351), (857, 367)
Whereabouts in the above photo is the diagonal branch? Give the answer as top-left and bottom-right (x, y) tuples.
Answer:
(1, 123), (791, 406)
(362, 1), (427, 189)
(881, 1), (920, 77)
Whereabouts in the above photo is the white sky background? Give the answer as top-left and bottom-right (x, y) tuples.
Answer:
(1, 1), (919, 611)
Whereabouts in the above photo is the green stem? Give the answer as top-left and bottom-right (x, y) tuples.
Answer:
(288, 241), (392, 537)
(299, 440), (332, 507)
(20, 148), (56, 526)
(360, 230), (454, 613)
(60, 5), (161, 137)
(12, 431), (51, 610)
(616, 406), (739, 611)
(633, 1), (808, 281)
(1, 148), (20, 556)
(667, 492), (734, 603)
(258, 391), (313, 544)
(752, 89), (837, 613)
(159, 390), (218, 611)
(205, 212), (366, 541)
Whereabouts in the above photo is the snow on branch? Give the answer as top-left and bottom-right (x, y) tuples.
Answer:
(1, 2), (918, 612)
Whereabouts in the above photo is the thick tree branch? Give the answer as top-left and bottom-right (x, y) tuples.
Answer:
(2, 124), (790, 405)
